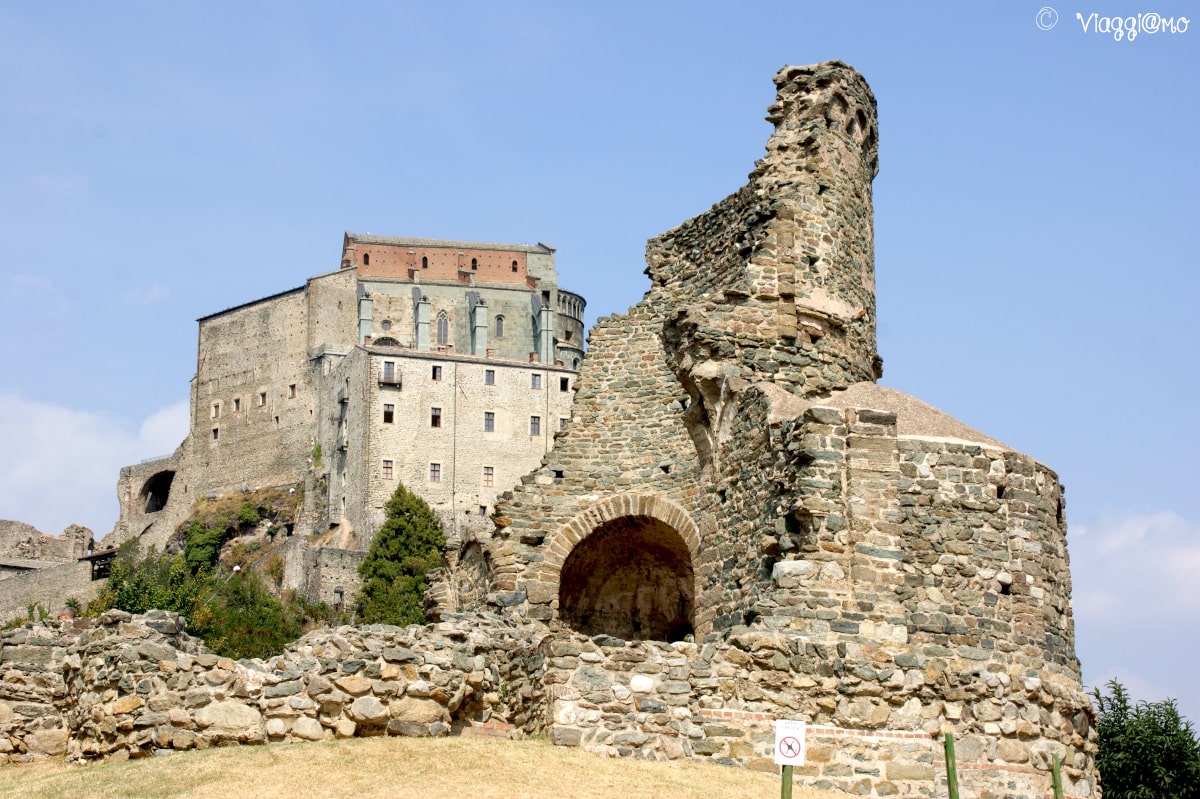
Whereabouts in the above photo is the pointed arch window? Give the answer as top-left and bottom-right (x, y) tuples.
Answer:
(494, 315), (505, 338)
(436, 311), (449, 346)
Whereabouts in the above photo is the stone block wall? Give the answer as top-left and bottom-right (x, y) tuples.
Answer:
(0, 561), (98, 623)
(0, 619), (76, 759)
(2, 611), (547, 763)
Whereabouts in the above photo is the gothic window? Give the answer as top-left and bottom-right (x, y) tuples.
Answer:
(494, 315), (505, 338)
(436, 312), (449, 346)
(470, 257), (478, 270)
(421, 256), (428, 269)
(511, 260), (518, 272)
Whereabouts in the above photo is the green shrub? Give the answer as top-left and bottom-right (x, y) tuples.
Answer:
(96, 541), (207, 616)
(356, 482), (445, 626)
(235, 500), (260, 528)
(183, 518), (227, 575)
(1094, 679), (1200, 799)
(189, 569), (303, 660)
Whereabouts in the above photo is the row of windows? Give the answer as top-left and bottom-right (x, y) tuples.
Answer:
(210, 386), (296, 419)
(380, 461), (496, 487)
(381, 362), (570, 391)
(366, 255), (520, 273)
(384, 406), (565, 434)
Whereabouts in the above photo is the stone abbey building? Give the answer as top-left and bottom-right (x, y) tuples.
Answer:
(110, 234), (585, 604)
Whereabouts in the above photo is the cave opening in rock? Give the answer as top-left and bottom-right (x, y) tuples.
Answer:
(558, 515), (694, 641)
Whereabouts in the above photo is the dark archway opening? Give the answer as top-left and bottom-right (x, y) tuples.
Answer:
(141, 470), (176, 514)
(559, 515), (694, 641)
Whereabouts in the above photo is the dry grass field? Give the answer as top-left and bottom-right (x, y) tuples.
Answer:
(0, 736), (841, 799)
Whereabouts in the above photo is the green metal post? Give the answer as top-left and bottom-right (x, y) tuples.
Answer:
(781, 764), (793, 799)
(944, 732), (960, 799)
(1052, 753), (1064, 799)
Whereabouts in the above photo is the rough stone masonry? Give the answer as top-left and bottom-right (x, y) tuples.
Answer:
(0, 62), (1099, 799)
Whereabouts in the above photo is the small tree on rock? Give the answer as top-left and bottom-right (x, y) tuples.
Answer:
(356, 482), (445, 626)
(1094, 679), (1200, 799)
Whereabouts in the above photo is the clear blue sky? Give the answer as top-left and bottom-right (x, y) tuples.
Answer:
(2, 3), (1196, 722)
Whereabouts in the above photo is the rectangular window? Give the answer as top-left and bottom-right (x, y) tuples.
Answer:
(530, 416), (541, 436)
(383, 404), (394, 423)
(479, 505), (487, 516)
(483, 411), (495, 432)
(560, 417), (568, 431)
(212, 427), (219, 441)
(484, 369), (495, 386)
(483, 466), (494, 487)
(429, 463), (441, 482)
(382, 361), (396, 383)
(233, 398), (241, 412)
(289, 384), (297, 398)
(382, 460), (393, 479)
(560, 377), (569, 392)
(258, 391), (267, 406)
(211, 402), (220, 419)
(431, 407), (442, 428)
(531, 373), (541, 389)
(432, 365), (443, 381)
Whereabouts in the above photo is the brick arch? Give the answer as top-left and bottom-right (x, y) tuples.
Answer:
(541, 493), (701, 579)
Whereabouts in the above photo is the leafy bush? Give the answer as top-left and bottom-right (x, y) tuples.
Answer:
(87, 541), (336, 660)
(235, 500), (260, 528)
(183, 518), (227, 574)
(356, 482), (445, 626)
(1094, 679), (1200, 799)
(189, 569), (303, 659)
(96, 541), (207, 615)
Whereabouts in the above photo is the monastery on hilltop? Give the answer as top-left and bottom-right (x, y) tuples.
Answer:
(105, 233), (586, 606)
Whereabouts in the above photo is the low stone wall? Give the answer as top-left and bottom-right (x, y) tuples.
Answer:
(1, 609), (548, 763)
(0, 619), (76, 759)
(2, 610), (1091, 797)
(0, 561), (99, 622)
(543, 629), (1089, 799)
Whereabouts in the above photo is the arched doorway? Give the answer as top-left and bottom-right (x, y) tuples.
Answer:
(140, 470), (176, 514)
(559, 515), (694, 641)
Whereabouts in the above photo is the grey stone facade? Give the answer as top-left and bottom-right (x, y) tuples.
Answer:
(102, 234), (584, 608)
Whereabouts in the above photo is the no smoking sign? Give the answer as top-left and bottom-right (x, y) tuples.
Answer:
(774, 719), (807, 766)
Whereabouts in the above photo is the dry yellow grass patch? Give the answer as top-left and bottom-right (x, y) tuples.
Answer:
(0, 737), (841, 799)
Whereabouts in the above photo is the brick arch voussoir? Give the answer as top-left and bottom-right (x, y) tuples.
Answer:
(542, 493), (701, 578)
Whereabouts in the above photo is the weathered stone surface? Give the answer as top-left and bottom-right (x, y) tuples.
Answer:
(389, 697), (446, 724)
(194, 701), (264, 740)
(348, 696), (388, 725)
(24, 727), (68, 755)
(291, 716), (325, 741)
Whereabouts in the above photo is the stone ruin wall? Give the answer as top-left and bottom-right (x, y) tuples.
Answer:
(1, 611), (545, 762)
(440, 62), (1098, 797)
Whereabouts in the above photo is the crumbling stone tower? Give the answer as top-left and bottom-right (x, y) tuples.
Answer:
(443, 62), (1098, 797)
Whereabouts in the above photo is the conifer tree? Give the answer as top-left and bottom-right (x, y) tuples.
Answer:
(356, 482), (445, 625)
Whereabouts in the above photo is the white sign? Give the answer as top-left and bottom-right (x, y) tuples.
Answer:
(774, 719), (807, 766)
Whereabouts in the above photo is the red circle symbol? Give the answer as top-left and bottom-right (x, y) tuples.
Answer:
(779, 735), (801, 758)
